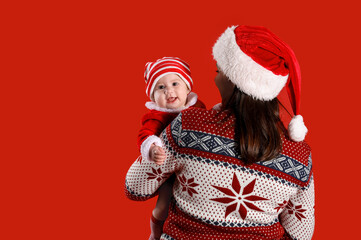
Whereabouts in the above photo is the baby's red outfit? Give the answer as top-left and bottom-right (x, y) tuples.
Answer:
(137, 92), (206, 162)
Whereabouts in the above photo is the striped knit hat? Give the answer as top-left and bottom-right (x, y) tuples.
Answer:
(213, 25), (308, 142)
(144, 57), (193, 99)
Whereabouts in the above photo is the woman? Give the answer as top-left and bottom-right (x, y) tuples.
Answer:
(125, 25), (314, 240)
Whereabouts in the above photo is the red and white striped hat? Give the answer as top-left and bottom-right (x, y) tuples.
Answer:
(144, 57), (193, 99)
(213, 25), (308, 142)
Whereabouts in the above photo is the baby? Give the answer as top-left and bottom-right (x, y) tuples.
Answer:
(137, 57), (205, 240)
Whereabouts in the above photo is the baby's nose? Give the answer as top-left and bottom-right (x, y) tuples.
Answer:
(165, 88), (174, 94)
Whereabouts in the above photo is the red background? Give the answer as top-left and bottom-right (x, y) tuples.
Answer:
(2, 0), (360, 239)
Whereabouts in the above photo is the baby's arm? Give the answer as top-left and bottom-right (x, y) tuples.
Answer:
(138, 112), (166, 162)
(149, 143), (166, 165)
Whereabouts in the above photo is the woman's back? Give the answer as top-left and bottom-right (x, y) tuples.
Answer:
(126, 107), (314, 239)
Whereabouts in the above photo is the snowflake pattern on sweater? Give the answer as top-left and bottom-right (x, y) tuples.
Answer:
(125, 107), (315, 240)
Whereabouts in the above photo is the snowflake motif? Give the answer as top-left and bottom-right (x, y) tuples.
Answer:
(178, 175), (199, 197)
(274, 200), (288, 213)
(284, 159), (304, 179)
(146, 167), (171, 182)
(286, 200), (307, 221)
(188, 132), (211, 151)
(263, 156), (287, 171)
(171, 122), (187, 147)
(210, 173), (268, 220)
(212, 137), (236, 157)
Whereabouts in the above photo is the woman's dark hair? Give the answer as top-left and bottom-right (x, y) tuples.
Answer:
(224, 87), (285, 165)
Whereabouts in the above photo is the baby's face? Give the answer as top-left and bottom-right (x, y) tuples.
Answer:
(153, 74), (190, 109)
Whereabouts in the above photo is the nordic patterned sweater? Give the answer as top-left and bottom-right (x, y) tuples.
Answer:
(125, 107), (315, 240)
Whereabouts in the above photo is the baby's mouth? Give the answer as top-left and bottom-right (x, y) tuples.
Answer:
(167, 97), (177, 103)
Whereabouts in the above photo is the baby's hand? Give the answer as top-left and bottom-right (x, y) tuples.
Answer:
(149, 144), (166, 165)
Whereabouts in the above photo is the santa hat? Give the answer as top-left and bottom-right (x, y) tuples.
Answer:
(144, 57), (193, 99)
(212, 25), (307, 142)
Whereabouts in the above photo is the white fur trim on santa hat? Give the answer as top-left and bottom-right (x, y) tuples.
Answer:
(212, 26), (289, 101)
(288, 115), (308, 142)
(145, 92), (198, 113)
(140, 135), (163, 162)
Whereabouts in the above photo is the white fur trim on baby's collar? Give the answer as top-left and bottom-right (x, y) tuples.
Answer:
(141, 135), (163, 162)
(145, 92), (198, 113)
(212, 26), (288, 101)
(288, 115), (308, 142)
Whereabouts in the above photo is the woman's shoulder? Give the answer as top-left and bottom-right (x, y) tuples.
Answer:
(281, 134), (312, 166)
(181, 106), (211, 114)
(176, 107), (236, 140)
(255, 134), (313, 188)
(178, 107), (214, 125)
(180, 107), (234, 124)
(181, 104), (228, 117)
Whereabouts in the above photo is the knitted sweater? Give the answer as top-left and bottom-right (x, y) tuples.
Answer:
(126, 107), (315, 240)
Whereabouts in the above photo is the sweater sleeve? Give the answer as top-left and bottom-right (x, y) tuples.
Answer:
(125, 113), (182, 201)
(279, 153), (315, 240)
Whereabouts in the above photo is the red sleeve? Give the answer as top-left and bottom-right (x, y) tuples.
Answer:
(137, 101), (204, 151)
(137, 110), (178, 150)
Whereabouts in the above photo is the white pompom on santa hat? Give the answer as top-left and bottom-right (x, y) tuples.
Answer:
(212, 25), (308, 142)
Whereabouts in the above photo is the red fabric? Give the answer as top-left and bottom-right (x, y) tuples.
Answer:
(191, 99), (206, 109)
(137, 99), (206, 150)
(234, 25), (301, 116)
(163, 200), (288, 240)
(137, 110), (178, 150)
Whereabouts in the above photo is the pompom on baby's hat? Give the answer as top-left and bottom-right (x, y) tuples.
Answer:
(144, 57), (193, 99)
(212, 25), (307, 142)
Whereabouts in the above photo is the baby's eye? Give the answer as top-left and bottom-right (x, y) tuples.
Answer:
(172, 82), (179, 86)
(158, 85), (165, 90)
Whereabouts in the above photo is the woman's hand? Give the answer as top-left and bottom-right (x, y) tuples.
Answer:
(149, 143), (166, 165)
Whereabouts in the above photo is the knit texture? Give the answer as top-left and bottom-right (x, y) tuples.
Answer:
(126, 107), (314, 240)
